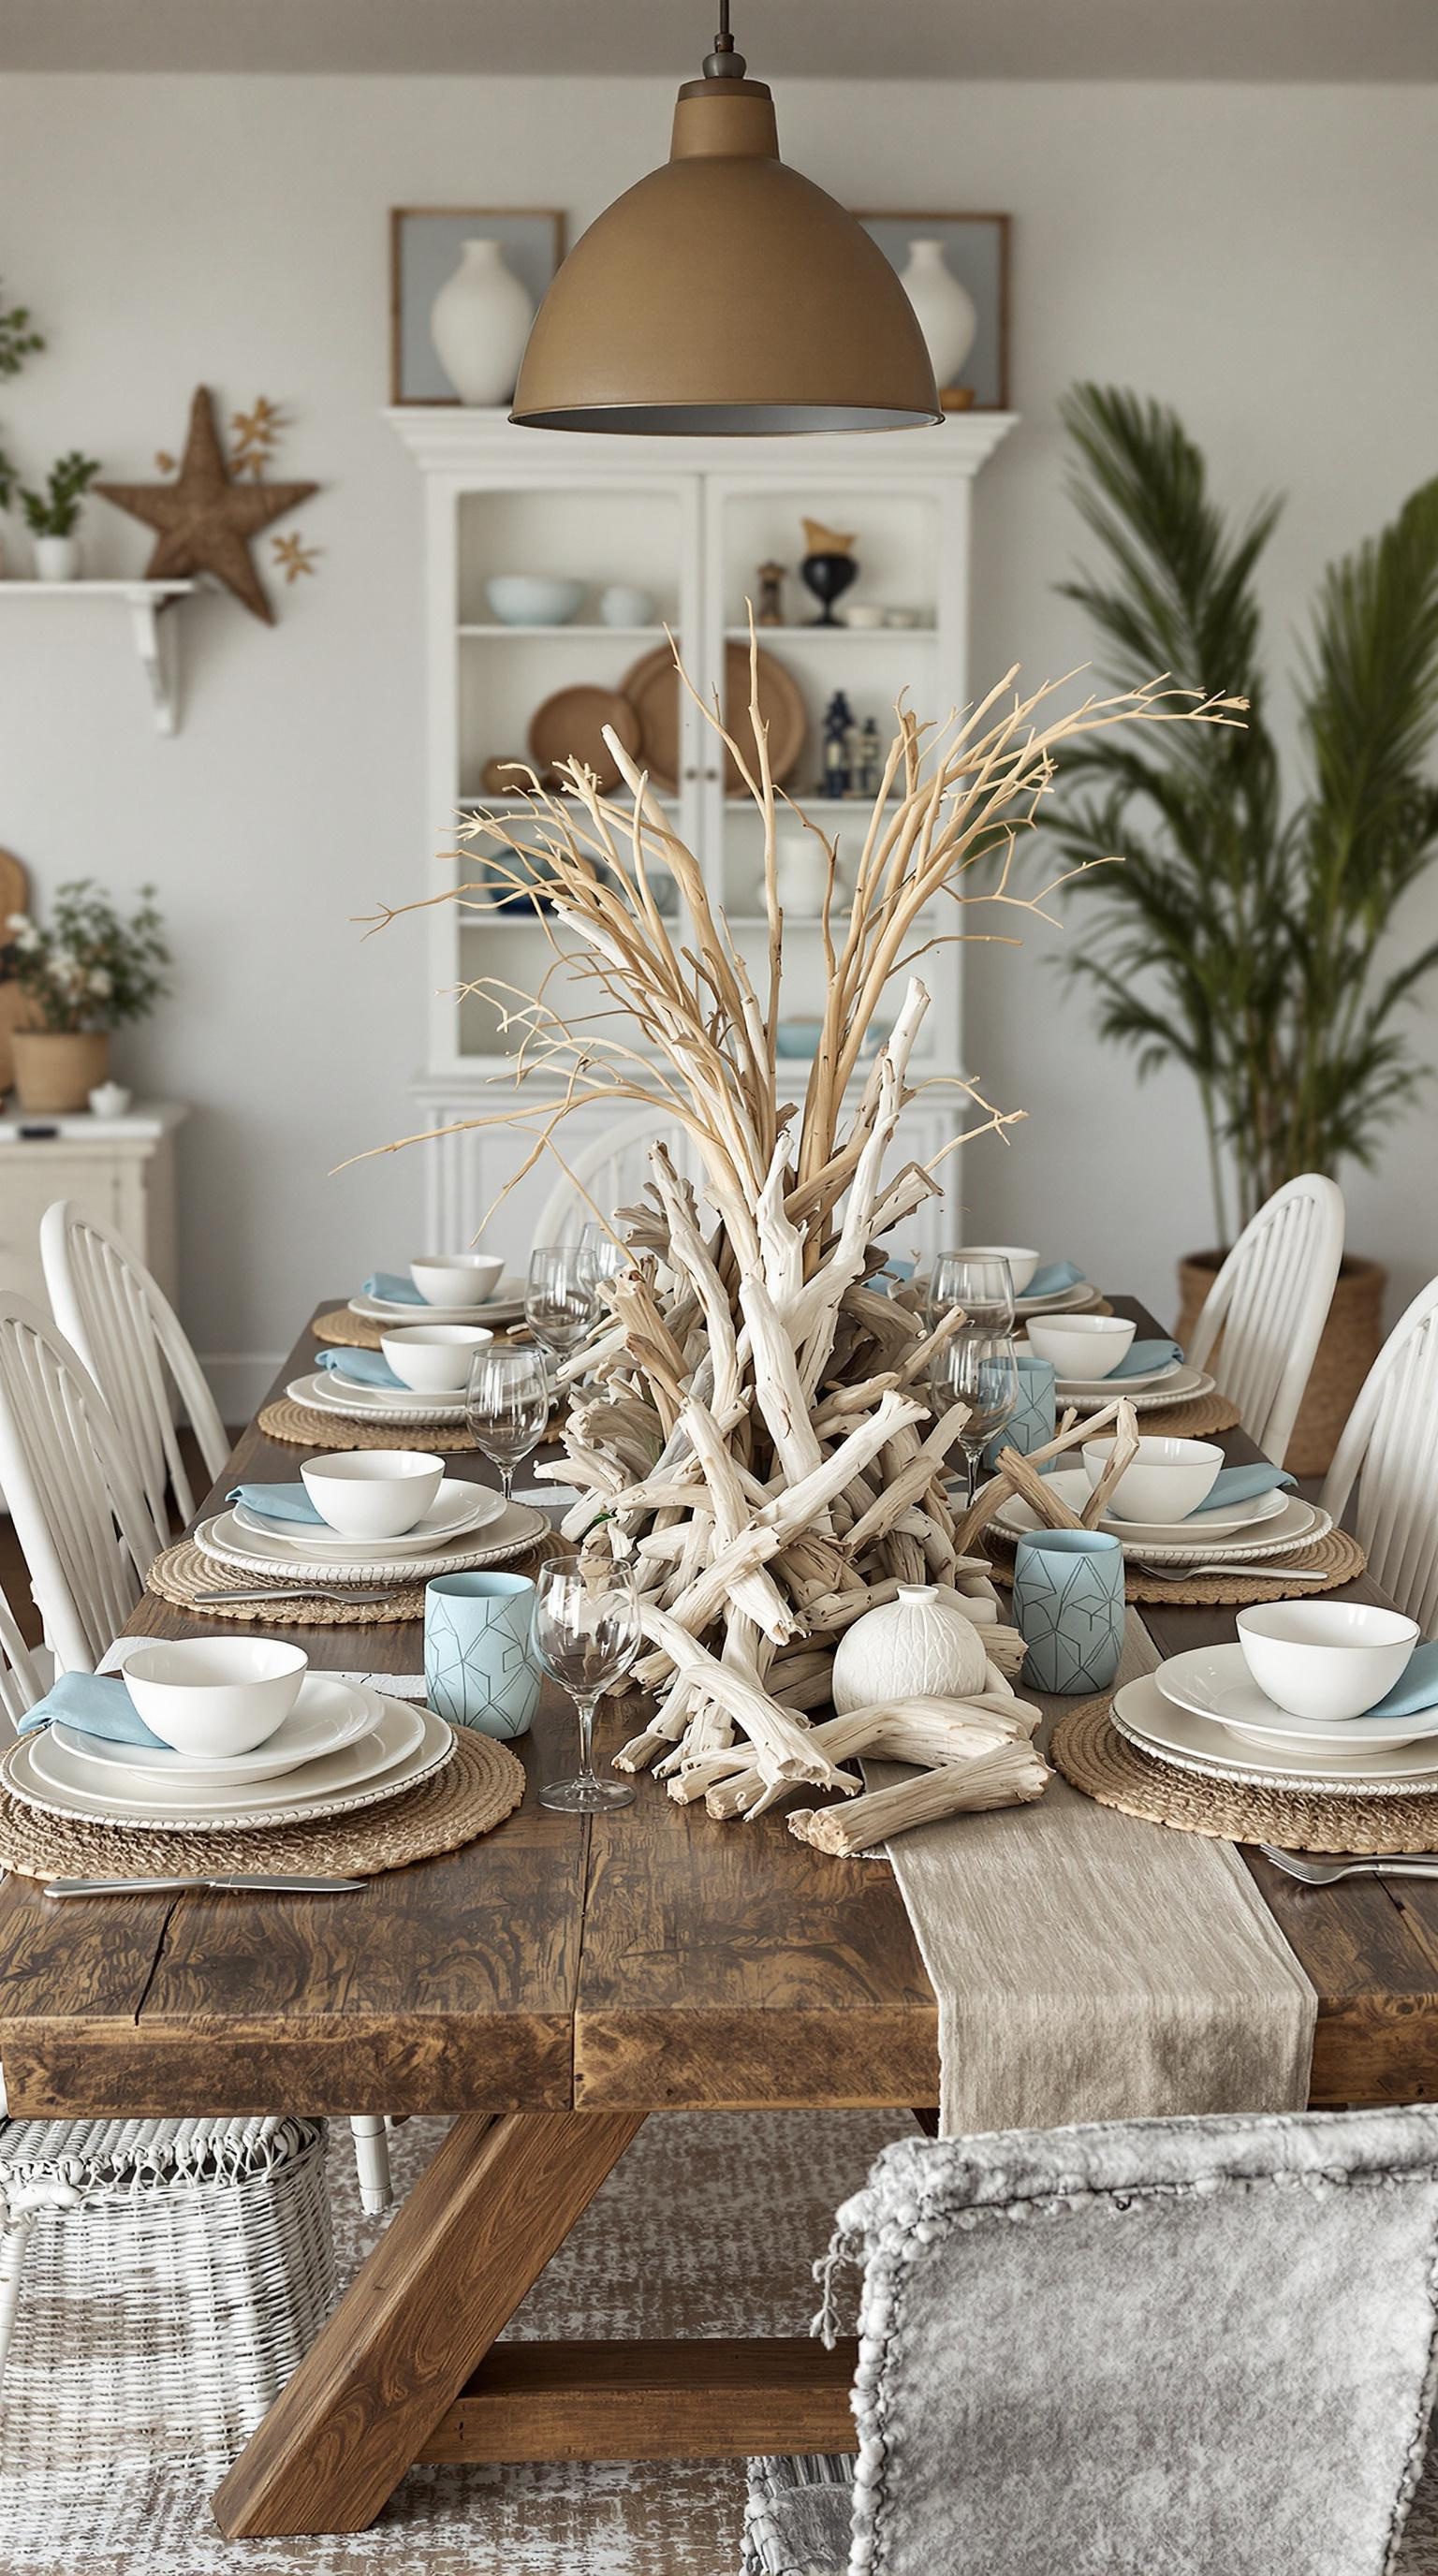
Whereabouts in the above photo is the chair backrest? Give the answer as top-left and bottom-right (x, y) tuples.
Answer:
(533, 1108), (706, 1250)
(1322, 1274), (1438, 1636)
(0, 1589), (43, 1736)
(40, 1199), (227, 1546)
(808, 2105), (1438, 2576)
(1187, 1173), (1344, 1465)
(0, 1294), (158, 1675)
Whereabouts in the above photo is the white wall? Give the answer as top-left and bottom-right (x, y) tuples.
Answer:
(0, 75), (1434, 1407)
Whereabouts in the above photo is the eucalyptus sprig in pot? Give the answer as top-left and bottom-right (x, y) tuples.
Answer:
(1051, 386), (1438, 1469)
(12, 451), (102, 581)
(3, 880), (169, 1112)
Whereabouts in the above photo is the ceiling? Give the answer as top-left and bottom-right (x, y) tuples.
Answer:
(2, 0), (1436, 80)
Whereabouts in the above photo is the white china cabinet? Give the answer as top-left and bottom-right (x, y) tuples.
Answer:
(389, 409), (1015, 1252)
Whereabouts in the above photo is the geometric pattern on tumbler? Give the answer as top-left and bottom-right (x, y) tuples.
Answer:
(1015, 1551), (1125, 1694)
(425, 1595), (540, 1737)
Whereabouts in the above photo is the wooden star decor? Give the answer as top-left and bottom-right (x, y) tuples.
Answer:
(95, 386), (316, 625)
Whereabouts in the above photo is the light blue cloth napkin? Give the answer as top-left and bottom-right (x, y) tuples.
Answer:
(1108, 1338), (1184, 1379)
(227, 1481), (324, 1525)
(317, 1347), (404, 1389)
(1024, 1258), (1085, 1300)
(362, 1271), (423, 1305)
(1362, 1644), (1438, 1721)
(18, 1670), (167, 1748)
(1192, 1463), (1297, 1515)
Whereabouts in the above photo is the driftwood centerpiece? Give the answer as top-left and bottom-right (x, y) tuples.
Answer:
(370, 640), (1240, 1846)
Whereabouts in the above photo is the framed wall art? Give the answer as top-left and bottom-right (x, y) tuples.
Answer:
(853, 212), (1011, 411)
(389, 208), (567, 406)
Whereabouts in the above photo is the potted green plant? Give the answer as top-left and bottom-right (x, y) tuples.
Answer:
(16, 450), (101, 581)
(1050, 384), (1438, 1470)
(3, 881), (169, 1111)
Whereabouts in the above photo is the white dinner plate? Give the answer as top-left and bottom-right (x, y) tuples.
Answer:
(349, 1281), (526, 1328)
(49, 1674), (383, 1787)
(314, 1368), (469, 1415)
(232, 1480), (502, 1558)
(287, 1372), (469, 1427)
(1013, 1281), (1101, 1317)
(1153, 1644), (1438, 1754)
(1042, 1356), (1184, 1396)
(1112, 1674), (1438, 1795)
(990, 1466), (1296, 1549)
(193, 1496), (550, 1586)
(5, 1699), (451, 1833)
(1048, 1365), (1218, 1413)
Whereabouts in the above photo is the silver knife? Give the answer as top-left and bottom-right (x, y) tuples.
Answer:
(42, 1873), (367, 1898)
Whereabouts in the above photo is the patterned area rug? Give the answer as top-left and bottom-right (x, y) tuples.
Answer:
(5, 2104), (1437, 2572)
(0, 2108), (912, 2573)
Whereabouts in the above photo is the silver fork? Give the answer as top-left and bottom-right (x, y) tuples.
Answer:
(1259, 1845), (1438, 1886)
(1131, 1558), (1330, 1585)
(194, 1583), (407, 1606)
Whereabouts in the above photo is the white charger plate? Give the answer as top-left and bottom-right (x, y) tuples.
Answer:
(193, 1496), (550, 1586)
(1049, 1365), (1218, 1413)
(313, 1368), (470, 1415)
(990, 1466), (1294, 1550)
(1044, 1356), (1183, 1396)
(232, 1480), (502, 1558)
(350, 1280), (526, 1327)
(5, 1699), (451, 1833)
(1153, 1643), (1438, 1754)
(1112, 1673), (1438, 1795)
(1013, 1281), (1101, 1317)
(287, 1372), (470, 1427)
(50, 1674), (383, 1787)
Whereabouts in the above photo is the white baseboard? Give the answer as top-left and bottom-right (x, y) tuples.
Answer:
(201, 1354), (284, 1426)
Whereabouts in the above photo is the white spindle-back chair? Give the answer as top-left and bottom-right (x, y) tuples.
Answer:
(1321, 1274), (1438, 1636)
(533, 1109), (703, 1249)
(0, 1294), (157, 1675)
(0, 1588), (45, 1739)
(1186, 1173), (1344, 1466)
(41, 1200), (227, 1551)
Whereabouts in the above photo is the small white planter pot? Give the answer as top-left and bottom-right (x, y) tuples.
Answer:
(431, 239), (535, 407)
(34, 535), (80, 582)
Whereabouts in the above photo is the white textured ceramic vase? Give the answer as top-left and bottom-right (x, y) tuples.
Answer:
(831, 1583), (989, 1714)
(774, 831), (831, 917)
(430, 239), (535, 407)
(899, 240), (977, 390)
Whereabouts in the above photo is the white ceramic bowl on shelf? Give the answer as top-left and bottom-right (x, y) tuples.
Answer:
(1080, 1434), (1225, 1524)
(301, 1449), (445, 1540)
(949, 1244), (1040, 1297)
(124, 1639), (308, 1756)
(1237, 1601), (1419, 1723)
(380, 1324), (494, 1394)
(409, 1252), (505, 1307)
(1026, 1312), (1137, 1379)
(484, 575), (584, 627)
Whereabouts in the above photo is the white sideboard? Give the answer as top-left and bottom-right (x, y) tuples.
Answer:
(0, 1102), (186, 1314)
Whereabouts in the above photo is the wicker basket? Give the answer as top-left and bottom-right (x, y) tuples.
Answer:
(0, 2115), (334, 2482)
(1175, 1249), (1385, 1479)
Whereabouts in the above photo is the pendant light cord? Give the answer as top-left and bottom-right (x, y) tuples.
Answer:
(703, 0), (747, 79)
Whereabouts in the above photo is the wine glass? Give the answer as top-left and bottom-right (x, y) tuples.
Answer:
(465, 1344), (550, 1505)
(932, 1330), (1020, 1511)
(525, 1244), (595, 1373)
(577, 1220), (628, 1306)
(531, 1550), (642, 1814)
(926, 1252), (1015, 1337)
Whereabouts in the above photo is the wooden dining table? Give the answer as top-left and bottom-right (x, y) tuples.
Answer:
(1, 1293), (1436, 2542)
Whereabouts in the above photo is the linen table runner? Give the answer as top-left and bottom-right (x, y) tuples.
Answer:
(884, 1616), (1317, 2134)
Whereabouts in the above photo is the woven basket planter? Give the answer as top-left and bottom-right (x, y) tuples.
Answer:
(0, 2115), (334, 2484)
(1175, 1249), (1386, 1479)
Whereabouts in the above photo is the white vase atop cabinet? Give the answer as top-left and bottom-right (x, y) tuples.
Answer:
(430, 241), (535, 408)
(389, 405), (1016, 1254)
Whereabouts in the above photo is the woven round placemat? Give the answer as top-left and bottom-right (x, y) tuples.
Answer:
(258, 1398), (479, 1453)
(1051, 1695), (1438, 1854)
(313, 1306), (384, 1350)
(0, 1723), (527, 1884)
(988, 1522), (1365, 1607)
(1108, 1391), (1240, 1439)
(146, 1524), (565, 1625)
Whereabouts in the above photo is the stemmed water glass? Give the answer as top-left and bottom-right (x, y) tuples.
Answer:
(926, 1252), (1016, 1336)
(525, 1245), (595, 1375)
(577, 1220), (628, 1307)
(465, 1343), (550, 1506)
(932, 1330), (1020, 1512)
(531, 1550), (643, 1814)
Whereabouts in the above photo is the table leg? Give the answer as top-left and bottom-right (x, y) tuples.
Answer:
(213, 2106), (646, 2539)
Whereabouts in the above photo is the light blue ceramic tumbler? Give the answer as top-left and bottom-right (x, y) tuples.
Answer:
(1012, 1528), (1124, 1695)
(983, 1354), (1056, 1471)
(424, 1572), (540, 1737)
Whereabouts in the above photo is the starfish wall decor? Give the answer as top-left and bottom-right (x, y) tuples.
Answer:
(95, 386), (316, 624)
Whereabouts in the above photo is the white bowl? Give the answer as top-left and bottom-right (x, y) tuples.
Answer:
(301, 1448), (445, 1540)
(1027, 1312), (1137, 1380)
(124, 1638), (308, 1756)
(484, 575), (584, 627)
(1237, 1601), (1420, 1723)
(380, 1324), (494, 1393)
(950, 1244), (1040, 1297)
(409, 1252), (505, 1308)
(1080, 1435), (1225, 1524)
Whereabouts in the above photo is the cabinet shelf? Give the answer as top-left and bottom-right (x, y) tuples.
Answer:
(0, 579), (194, 733)
(457, 623), (668, 641)
(723, 623), (935, 642)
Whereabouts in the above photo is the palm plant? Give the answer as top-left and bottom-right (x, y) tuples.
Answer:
(1050, 383), (1438, 1242)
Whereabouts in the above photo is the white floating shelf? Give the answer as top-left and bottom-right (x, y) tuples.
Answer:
(0, 579), (195, 733)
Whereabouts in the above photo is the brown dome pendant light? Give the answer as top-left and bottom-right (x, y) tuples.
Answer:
(509, 5), (942, 436)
